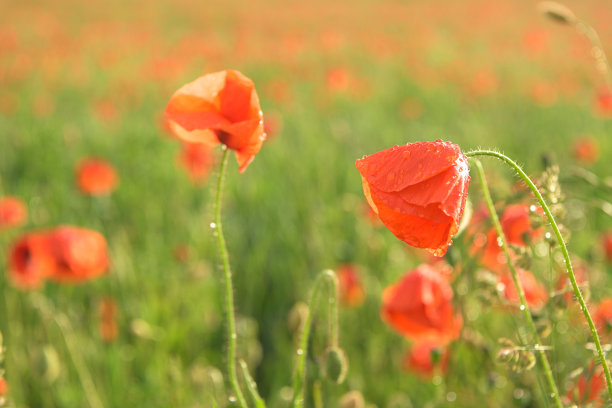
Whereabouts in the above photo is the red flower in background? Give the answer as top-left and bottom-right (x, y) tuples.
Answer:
(76, 158), (119, 196)
(381, 264), (462, 344)
(356, 140), (470, 257)
(572, 136), (600, 165)
(566, 362), (606, 407)
(47, 226), (109, 283)
(9, 233), (55, 288)
(0, 377), (8, 396)
(499, 269), (548, 309)
(336, 264), (365, 307)
(177, 141), (215, 184)
(593, 298), (612, 338)
(403, 340), (449, 378)
(595, 89), (612, 117)
(0, 196), (27, 230)
(604, 233), (612, 263)
(165, 69), (265, 173)
(7, 226), (109, 288)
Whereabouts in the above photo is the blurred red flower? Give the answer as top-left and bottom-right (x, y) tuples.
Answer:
(336, 264), (365, 307)
(0, 377), (7, 396)
(165, 69), (265, 173)
(595, 89), (612, 117)
(593, 298), (612, 338)
(76, 158), (119, 196)
(8, 232), (55, 288)
(0, 196), (27, 230)
(177, 141), (215, 184)
(572, 136), (600, 165)
(47, 226), (109, 283)
(381, 264), (462, 344)
(498, 269), (548, 309)
(403, 340), (449, 378)
(7, 226), (109, 288)
(99, 297), (119, 343)
(566, 362), (606, 407)
(356, 140), (470, 257)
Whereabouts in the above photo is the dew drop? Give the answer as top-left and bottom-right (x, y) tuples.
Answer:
(297, 348), (304, 355)
(519, 305), (526, 311)
(545, 232), (551, 239)
(229, 396), (237, 403)
(210, 222), (217, 229)
(529, 205), (537, 212)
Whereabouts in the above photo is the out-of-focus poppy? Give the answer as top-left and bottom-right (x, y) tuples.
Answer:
(593, 298), (612, 338)
(0, 377), (7, 396)
(165, 69), (265, 173)
(76, 158), (119, 196)
(99, 297), (119, 343)
(572, 136), (600, 165)
(177, 141), (215, 184)
(8, 233), (55, 289)
(595, 89), (612, 118)
(356, 140), (470, 257)
(479, 204), (543, 271)
(47, 226), (109, 283)
(403, 340), (449, 378)
(336, 264), (365, 307)
(0, 196), (27, 230)
(566, 362), (605, 407)
(556, 260), (588, 304)
(381, 264), (462, 344)
(498, 269), (548, 309)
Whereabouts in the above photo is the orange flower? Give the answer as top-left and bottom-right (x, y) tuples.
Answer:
(99, 297), (119, 343)
(566, 362), (606, 407)
(47, 226), (109, 283)
(403, 340), (449, 378)
(356, 140), (470, 257)
(593, 298), (612, 338)
(381, 264), (462, 344)
(498, 269), (548, 309)
(0, 196), (27, 230)
(177, 141), (215, 184)
(76, 158), (119, 196)
(604, 232), (612, 263)
(165, 69), (265, 173)
(595, 88), (612, 117)
(336, 264), (365, 307)
(0, 377), (8, 396)
(8, 232), (55, 289)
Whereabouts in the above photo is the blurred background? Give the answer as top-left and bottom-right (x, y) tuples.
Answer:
(1, 0), (611, 407)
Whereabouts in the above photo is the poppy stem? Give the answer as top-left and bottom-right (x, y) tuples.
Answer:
(469, 158), (562, 408)
(214, 147), (248, 408)
(292, 269), (339, 408)
(468, 150), (612, 404)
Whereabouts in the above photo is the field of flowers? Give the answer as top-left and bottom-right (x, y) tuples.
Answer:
(1, 0), (612, 407)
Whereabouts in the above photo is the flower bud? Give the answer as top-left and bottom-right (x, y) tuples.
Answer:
(323, 346), (348, 384)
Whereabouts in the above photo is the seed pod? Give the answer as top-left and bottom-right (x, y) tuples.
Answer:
(323, 346), (349, 384)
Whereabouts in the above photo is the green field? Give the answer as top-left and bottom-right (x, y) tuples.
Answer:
(1, 0), (612, 407)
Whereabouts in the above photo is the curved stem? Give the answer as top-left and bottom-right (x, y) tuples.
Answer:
(467, 150), (612, 402)
(292, 269), (339, 408)
(214, 147), (248, 408)
(470, 159), (562, 408)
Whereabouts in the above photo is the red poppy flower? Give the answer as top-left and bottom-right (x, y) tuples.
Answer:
(498, 269), (548, 309)
(572, 136), (599, 165)
(403, 340), (449, 378)
(381, 264), (462, 344)
(605, 233), (612, 263)
(336, 264), (365, 307)
(566, 362), (606, 407)
(8, 232), (55, 289)
(165, 69), (265, 173)
(0, 196), (27, 230)
(76, 158), (119, 196)
(47, 226), (109, 283)
(356, 140), (470, 257)
(595, 88), (612, 117)
(0, 377), (7, 396)
(593, 298), (612, 338)
(177, 141), (215, 183)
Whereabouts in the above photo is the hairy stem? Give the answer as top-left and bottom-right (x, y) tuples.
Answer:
(214, 147), (248, 408)
(470, 159), (562, 407)
(292, 269), (339, 408)
(467, 150), (612, 402)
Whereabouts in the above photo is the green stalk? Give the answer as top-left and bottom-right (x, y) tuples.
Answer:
(470, 159), (562, 407)
(214, 147), (247, 408)
(292, 269), (338, 408)
(467, 150), (612, 403)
